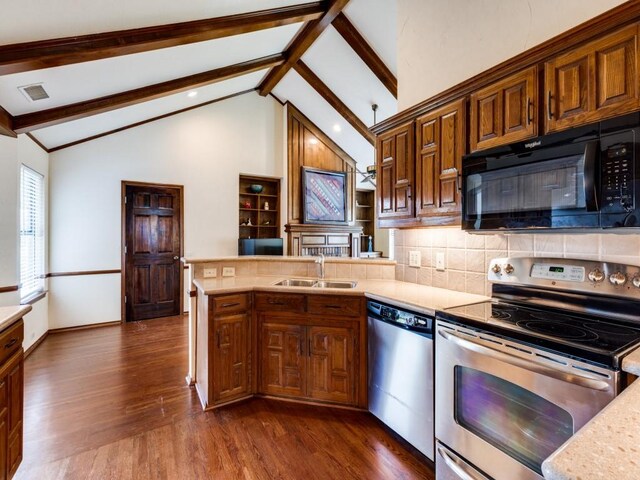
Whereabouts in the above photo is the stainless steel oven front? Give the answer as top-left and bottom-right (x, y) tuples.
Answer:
(435, 320), (620, 480)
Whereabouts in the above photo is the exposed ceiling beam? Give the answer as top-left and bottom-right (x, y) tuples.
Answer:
(13, 54), (284, 133)
(332, 12), (397, 98)
(0, 2), (325, 76)
(0, 106), (16, 138)
(293, 60), (374, 145)
(258, 0), (350, 96)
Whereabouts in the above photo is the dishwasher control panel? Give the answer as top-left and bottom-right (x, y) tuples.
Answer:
(367, 301), (433, 334)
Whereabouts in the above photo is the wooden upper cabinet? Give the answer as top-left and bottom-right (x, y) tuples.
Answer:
(376, 121), (414, 219)
(545, 24), (639, 133)
(415, 98), (466, 221)
(470, 66), (538, 151)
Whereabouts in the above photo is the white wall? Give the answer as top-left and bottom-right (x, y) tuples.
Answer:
(49, 92), (285, 328)
(397, 0), (627, 110)
(0, 134), (49, 350)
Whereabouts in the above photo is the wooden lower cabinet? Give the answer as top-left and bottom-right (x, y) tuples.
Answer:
(258, 316), (357, 406)
(0, 319), (24, 480)
(196, 292), (252, 409)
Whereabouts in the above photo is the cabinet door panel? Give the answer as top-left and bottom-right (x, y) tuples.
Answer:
(376, 121), (414, 219)
(470, 66), (537, 152)
(260, 322), (305, 398)
(212, 313), (249, 402)
(307, 326), (355, 405)
(545, 24), (639, 132)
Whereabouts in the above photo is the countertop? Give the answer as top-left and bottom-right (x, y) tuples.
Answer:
(183, 256), (396, 265)
(542, 346), (640, 480)
(192, 276), (488, 316)
(0, 305), (31, 332)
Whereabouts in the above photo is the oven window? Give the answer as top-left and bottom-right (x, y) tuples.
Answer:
(454, 366), (574, 474)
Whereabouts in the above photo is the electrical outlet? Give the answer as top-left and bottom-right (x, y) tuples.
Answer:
(222, 267), (235, 277)
(203, 268), (217, 278)
(436, 252), (446, 271)
(408, 250), (421, 268)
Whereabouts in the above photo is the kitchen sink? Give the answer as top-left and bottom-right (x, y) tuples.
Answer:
(314, 280), (358, 289)
(274, 278), (317, 287)
(274, 279), (358, 289)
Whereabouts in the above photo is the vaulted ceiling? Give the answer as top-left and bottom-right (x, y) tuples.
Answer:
(0, 0), (397, 175)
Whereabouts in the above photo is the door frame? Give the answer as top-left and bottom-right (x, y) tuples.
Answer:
(120, 180), (185, 323)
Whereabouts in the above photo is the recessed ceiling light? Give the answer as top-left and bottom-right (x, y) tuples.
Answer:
(187, 91), (198, 98)
(333, 124), (342, 132)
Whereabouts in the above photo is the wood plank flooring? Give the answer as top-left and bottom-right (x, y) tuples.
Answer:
(15, 315), (434, 479)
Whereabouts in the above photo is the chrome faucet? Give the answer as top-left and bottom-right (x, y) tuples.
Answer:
(315, 253), (325, 279)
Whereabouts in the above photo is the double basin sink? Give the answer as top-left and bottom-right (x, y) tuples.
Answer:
(275, 278), (358, 289)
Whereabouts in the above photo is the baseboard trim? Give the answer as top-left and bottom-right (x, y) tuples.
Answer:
(24, 331), (49, 358)
(49, 320), (122, 334)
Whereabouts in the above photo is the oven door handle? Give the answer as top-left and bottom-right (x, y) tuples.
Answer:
(437, 445), (488, 480)
(438, 329), (611, 391)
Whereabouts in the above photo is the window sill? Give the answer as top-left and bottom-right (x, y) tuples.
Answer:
(21, 290), (47, 306)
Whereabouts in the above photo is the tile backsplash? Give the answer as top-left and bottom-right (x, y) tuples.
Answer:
(395, 228), (640, 296)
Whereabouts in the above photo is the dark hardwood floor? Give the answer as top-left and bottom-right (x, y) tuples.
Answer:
(15, 315), (434, 479)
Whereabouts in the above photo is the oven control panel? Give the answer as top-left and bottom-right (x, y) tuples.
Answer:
(488, 257), (640, 299)
(531, 263), (585, 282)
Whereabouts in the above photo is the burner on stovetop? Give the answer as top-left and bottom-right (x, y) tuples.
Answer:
(583, 322), (640, 336)
(516, 320), (599, 341)
(490, 305), (518, 320)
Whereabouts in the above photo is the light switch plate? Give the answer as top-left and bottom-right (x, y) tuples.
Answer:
(436, 252), (446, 271)
(408, 250), (421, 268)
(203, 268), (217, 278)
(222, 267), (235, 277)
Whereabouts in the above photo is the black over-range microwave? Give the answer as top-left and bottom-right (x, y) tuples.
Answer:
(461, 112), (640, 231)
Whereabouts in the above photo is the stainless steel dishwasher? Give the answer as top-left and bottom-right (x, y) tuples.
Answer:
(367, 300), (434, 461)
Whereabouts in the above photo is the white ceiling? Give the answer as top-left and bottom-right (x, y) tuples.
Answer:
(0, 0), (397, 167)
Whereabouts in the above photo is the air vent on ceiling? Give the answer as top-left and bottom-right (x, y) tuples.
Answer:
(18, 83), (49, 102)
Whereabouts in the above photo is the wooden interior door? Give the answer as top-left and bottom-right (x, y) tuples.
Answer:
(124, 183), (182, 322)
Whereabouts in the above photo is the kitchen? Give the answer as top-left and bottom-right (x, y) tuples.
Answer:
(1, 0), (640, 479)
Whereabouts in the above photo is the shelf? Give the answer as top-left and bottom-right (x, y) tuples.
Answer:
(240, 224), (277, 228)
(240, 208), (279, 212)
(239, 192), (279, 198)
(356, 204), (372, 208)
(356, 219), (372, 222)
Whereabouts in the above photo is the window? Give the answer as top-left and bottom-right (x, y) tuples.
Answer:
(20, 165), (45, 300)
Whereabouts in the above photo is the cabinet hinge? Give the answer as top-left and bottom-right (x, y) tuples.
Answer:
(124, 196), (127, 204)
(124, 245), (127, 254)
(124, 295), (127, 304)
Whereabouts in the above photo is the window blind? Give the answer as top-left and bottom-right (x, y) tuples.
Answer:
(20, 165), (45, 300)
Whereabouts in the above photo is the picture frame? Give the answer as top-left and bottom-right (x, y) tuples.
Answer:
(301, 167), (348, 225)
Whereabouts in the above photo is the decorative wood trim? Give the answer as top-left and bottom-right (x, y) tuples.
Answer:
(49, 320), (122, 334)
(293, 61), (375, 145)
(0, 285), (19, 294)
(371, 1), (640, 134)
(47, 269), (120, 278)
(26, 132), (50, 153)
(332, 12), (397, 98)
(269, 92), (286, 106)
(14, 55), (284, 133)
(48, 89), (257, 153)
(24, 331), (48, 359)
(0, 3), (326, 76)
(0, 105), (16, 138)
(20, 290), (47, 305)
(258, 0), (350, 96)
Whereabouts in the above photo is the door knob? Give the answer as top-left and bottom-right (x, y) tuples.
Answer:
(173, 256), (179, 260)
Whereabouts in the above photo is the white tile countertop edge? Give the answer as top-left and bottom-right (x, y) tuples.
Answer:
(0, 305), (32, 332)
(542, 345), (640, 480)
(191, 276), (488, 316)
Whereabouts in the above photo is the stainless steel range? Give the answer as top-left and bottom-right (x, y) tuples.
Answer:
(435, 257), (640, 480)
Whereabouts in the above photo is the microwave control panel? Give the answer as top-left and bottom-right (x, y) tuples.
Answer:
(601, 142), (633, 212)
